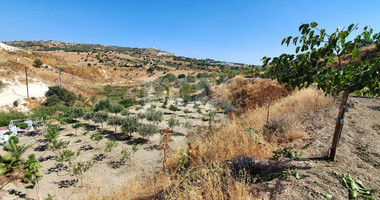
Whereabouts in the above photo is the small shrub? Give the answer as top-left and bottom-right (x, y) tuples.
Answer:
(186, 75), (196, 83)
(33, 59), (43, 67)
(90, 131), (104, 149)
(184, 109), (191, 114)
(119, 97), (137, 108)
(168, 116), (180, 131)
(178, 74), (186, 79)
(169, 104), (178, 111)
(18, 123), (28, 129)
(70, 161), (93, 187)
(105, 140), (118, 153)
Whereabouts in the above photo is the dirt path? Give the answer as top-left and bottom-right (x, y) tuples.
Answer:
(257, 95), (380, 199)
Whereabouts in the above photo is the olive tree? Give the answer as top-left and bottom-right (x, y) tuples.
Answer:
(107, 116), (124, 133)
(72, 107), (84, 120)
(108, 103), (124, 116)
(262, 22), (379, 161)
(93, 111), (109, 129)
(138, 123), (158, 139)
(121, 116), (140, 137)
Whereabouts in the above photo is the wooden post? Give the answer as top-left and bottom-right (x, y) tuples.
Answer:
(329, 91), (349, 161)
(25, 67), (29, 98)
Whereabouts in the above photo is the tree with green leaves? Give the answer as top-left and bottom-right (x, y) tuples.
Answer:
(93, 111), (109, 129)
(121, 116), (140, 137)
(33, 59), (43, 68)
(93, 99), (110, 112)
(90, 131), (104, 149)
(145, 109), (163, 125)
(108, 103), (124, 115)
(83, 112), (94, 125)
(262, 22), (380, 161)
(107, 116), (124, 133)
(138, 123), (158, 139)
(69, 161), (93, 187)
(72, 107), (84, 120)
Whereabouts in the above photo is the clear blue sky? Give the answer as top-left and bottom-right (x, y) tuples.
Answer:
(1, 0), (379, 64)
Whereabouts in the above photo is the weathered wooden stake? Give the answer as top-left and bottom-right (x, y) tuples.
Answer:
(329, 91), (349, 161)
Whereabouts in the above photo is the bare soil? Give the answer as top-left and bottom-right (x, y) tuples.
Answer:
(256, 95), (380, 200)
(0, 97), (224, 200)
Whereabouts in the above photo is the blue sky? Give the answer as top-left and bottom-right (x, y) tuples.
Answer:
(1, 0), (379, 64)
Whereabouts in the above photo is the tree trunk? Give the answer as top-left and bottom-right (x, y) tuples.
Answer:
(329, 91), (349, 161)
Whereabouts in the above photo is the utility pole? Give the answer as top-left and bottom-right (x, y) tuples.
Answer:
(25, 67), (29, 98)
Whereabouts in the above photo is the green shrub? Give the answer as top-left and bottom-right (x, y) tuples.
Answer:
(93, 99), (110, 112)
(33, 59), (43, 67)
(30, 104), (72, 118)
(0, 111), (27, 126)
(169, 105), (178, 111)
(137, 88), (148, 98)
(18, 123), (28, 129)
(178, 74), (186, 79)
(119, 97), (136, 108)
(45, 95), (61, 106)
(46, 86), (76, 106)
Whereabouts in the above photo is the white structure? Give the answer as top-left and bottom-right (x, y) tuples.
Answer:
(0, 125), (17, 144)
(0, 117), (44, 144)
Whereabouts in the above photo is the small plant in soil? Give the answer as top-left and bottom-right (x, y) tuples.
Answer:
(82, 130), (89, 136)
(69, 161), (93, 187)
(208, 111), (216, 128)
(121, 144), (138, 162)
(72, 122), (84, 136)
(169, 104), (178, 111)
(24, 154), (43, 200)
(45, 125), (60, 143)
(104, 140), (118, 153)
(56, 149), (79, 163)
(182, 120), (193, 134)
(90, 131), (104, 149)
(168, 115), (180, 132)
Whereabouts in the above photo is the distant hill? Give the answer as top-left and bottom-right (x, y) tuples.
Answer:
(4, 40), (252, 70)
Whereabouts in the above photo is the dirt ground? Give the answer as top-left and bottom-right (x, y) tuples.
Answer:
(256, 95), (380, 200)
(0, 97), (225, 200)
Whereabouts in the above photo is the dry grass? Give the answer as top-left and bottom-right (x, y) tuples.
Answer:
(85, 82), (334, 200)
